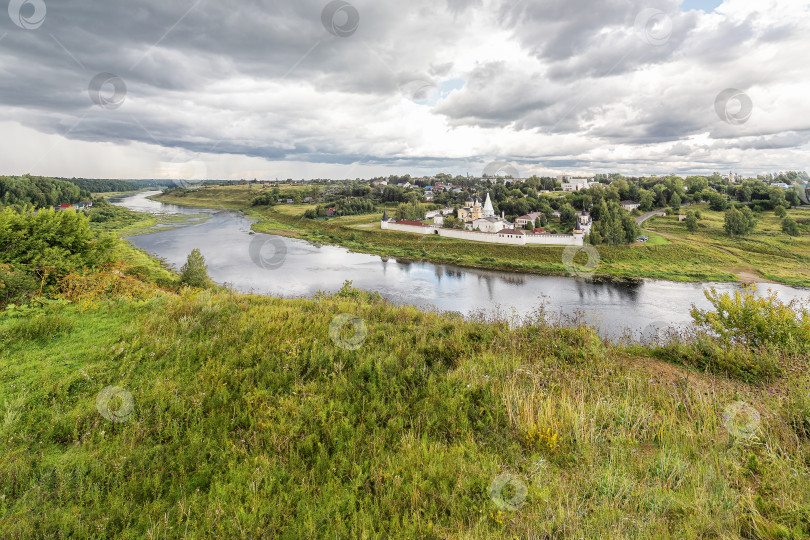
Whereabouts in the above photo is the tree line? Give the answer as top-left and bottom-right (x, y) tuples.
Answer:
(0, 175), (90, 209)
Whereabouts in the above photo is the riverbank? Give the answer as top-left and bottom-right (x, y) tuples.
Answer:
(152, 185), (810, 287)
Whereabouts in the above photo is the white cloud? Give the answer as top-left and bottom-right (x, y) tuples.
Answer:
(0, 0), (808, 178)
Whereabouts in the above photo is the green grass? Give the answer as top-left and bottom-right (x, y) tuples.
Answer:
(1, 288), (809, 538)
(643, 205), (810, 285)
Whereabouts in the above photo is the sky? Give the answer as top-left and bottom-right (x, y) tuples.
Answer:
(0, 0), (809, 180)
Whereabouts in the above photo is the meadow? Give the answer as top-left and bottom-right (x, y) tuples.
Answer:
(1, 281), (809, 538)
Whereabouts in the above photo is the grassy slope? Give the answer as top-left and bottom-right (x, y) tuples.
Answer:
(1, 289), (809, 538)
(644, 207), (810, 287)
(154, 186), (810, 286)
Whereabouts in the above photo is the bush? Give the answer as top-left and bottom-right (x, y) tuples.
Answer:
(0, 264), (38, 305)
(0, 207), (117, 291)
(690, 285), (810, 357)
(782, 216), (800, 236)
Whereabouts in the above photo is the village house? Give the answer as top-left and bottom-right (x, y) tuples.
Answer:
(621, 200), (641, 211)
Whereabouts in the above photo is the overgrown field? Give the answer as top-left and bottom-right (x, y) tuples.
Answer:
(2, 284), (810, 538)
(155, 186), (810, 285)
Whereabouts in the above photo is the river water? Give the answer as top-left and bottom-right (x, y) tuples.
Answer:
(113, 191), (809, 339)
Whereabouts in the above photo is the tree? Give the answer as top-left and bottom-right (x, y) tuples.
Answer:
(639, 190), (654, 212)
(669, 192), (682, 212)
(395, 201), (426, 221)
(559, 204), (576, 229)
(180, 248), (212, 288)
(782, 216), (800, 236)
(705, 191), (728, 211)
(442, 216), (463, 229)
(723, 207), (754, 237)
(685, 210), (698, 232)
(774, 205), (787, 218)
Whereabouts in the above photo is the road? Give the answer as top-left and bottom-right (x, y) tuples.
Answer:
(635, 203), (693, 225)
(636, 210), (666, 225)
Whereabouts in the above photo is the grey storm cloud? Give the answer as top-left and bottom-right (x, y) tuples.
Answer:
(0, 0), (808, 175)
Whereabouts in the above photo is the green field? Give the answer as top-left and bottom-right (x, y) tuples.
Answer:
(2, 284), (809, 537)
(153, 186), (810, 286)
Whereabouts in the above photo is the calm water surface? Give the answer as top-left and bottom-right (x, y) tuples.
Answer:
(113, 191), (809, 338)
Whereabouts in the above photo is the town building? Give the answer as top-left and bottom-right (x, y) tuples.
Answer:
(621, 200), (640, 211)
(515, 211), (544, 228)
(559, 175), (594, 192)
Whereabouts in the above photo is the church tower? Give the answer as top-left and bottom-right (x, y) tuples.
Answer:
(483, 192), (494, 217)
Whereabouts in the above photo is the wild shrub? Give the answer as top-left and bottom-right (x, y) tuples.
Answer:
(57, 263), (160, 309)
(690, 285), (810, 356)
(0, 263), (38, 306)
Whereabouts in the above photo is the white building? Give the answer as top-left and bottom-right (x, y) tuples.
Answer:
(560, 176), (594, 192)
(621, 200), (640, 211)
(472, 215), (511, 233)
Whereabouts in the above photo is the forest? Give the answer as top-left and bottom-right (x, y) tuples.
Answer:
(0, 175), (89, 209)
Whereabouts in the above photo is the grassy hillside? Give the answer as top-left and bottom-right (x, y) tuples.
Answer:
(154, 186), (810, 286)
(2, 283), (809, 538)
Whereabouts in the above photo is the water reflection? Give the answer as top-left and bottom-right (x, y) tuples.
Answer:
(113, 191), (810, 338)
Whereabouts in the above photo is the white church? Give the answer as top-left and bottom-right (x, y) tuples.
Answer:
(454, 193), (512, 233)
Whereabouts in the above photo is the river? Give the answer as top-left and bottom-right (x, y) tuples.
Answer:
(113, 191), (809, 339)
